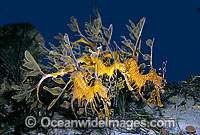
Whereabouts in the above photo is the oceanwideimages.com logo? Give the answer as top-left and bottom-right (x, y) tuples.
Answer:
(25, 116), (176, 129)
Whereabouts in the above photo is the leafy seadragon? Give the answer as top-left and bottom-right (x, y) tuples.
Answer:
(12, 7), (167, 118)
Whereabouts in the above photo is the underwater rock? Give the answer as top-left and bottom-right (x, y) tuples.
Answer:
(0, 23), (46, 85)
(144, 75), (200, 135)
(163, 75), (200, 102)
(0, 23), (46, 134)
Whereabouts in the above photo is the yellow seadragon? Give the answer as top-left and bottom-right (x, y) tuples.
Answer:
(12, 7), (167, 119)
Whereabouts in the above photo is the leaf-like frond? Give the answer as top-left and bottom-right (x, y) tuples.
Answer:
(11, 90), (32, 102)
(52, 77), (66, 85)
(48, 99), (57, 110)
(61, 101), (70, 109)
(143, 54), (151, 61)
(43, 86), (63, 96)
(67, 16), (80, 33)
(30, 101), (37, 110)
(23, 51), (44, 76)
(146, 39), (153, 47)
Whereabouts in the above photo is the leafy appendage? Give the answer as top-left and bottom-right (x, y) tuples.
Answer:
(23, 51), (44, 76)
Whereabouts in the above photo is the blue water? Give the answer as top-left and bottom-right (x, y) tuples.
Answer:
(0, 0), (200, 83)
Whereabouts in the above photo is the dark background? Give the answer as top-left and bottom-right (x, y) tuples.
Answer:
(0, 0), (199, 83)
